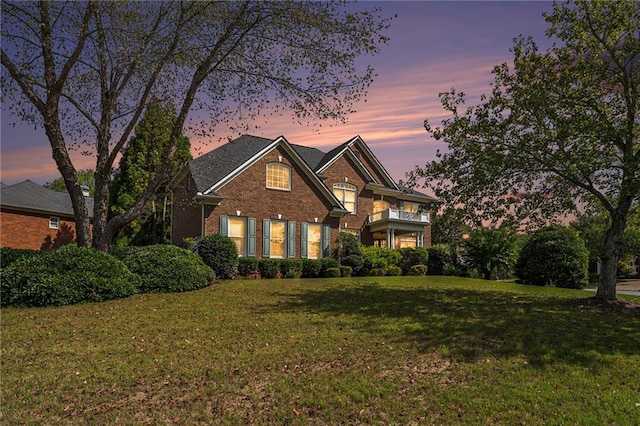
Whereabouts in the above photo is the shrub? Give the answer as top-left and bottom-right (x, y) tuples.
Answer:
(258, 258), (279, 279)
(237, 257), (259, 277)
(321, 257), (340, 274)
(1, 245), (138, 307)
(0, 247), (40, 268)
(339, 265), (353, 277)
(301, 259), (322, 278)
(410, 264), (428, 276)
(370, 268), (386, 276)
(426, 244), (455, 275)
(360, 246), (401, 275)
(515, 225), (589, 289)
(335, 232), (365, 275)
(342, 254), (364, 275)
(386, 266), (403, 276)
(325, 267), (341, 278)
(398, 247), (429, 275)
(280, 258), (303, 278)
(197, 234), (238, 279)
(113, 245), (215, 293)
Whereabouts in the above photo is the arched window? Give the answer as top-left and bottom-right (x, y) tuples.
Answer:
(266, 163), (291, 191)
(333, 182), (357, 213)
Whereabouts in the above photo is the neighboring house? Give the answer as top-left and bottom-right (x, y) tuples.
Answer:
(0, 180), (94, 250)
(170, 135), (436, 259)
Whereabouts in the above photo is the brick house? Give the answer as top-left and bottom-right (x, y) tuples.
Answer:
(170, 135), (435, 259)
(0, 180), (93, 250)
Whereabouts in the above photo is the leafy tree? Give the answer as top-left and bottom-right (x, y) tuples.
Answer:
(462, 227), (517, 280)
(334, 232), (365, 275)
(110, 99), (192, 245)
(2, 1), (391, 252)
(406, 0), (639, 300)
(45, 169), (95, 196)
(515, 225), (589, 289)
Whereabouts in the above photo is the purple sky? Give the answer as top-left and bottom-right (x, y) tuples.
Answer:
(0, 1), (556, 189)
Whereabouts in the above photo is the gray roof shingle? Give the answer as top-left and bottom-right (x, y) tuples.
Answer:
(189, 135), (275, 192)
(1, 180), (94, 218)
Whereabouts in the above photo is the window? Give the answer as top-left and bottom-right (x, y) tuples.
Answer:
(229, 217), (246, 256)
(307, 224), (322, 259)
(397, 234), (417, 248)
(373, 200), (390, 214)
(333, 183), (357, 213)
(49, 216), (59, 229)
(270, 221), (286, 258)
(266, 163), (291, 191)
(402, 201), (421, 213)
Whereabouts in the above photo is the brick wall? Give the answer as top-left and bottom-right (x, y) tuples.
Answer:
(0, 209), (78, 250)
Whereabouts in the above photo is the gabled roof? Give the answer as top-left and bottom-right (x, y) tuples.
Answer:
(290, 144), (326, 170)
(189, 135), (275, 193)
(0, 180), (94, 218)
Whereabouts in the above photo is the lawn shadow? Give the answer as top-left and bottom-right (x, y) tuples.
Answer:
(265, 282), (640, 369)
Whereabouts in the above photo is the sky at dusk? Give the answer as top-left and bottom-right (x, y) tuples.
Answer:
(0, 1), (557, 190)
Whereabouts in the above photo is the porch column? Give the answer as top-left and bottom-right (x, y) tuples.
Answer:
(390, 228), (395, 249)
(386, 228), (391, 248)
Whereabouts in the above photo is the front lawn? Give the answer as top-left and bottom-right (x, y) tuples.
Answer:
(2, 276), (639, 424)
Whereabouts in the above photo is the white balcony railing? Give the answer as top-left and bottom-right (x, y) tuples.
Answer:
(369, 208), (430, 224)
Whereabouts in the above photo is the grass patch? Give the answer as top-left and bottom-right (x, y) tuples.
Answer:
(2, 276), (639, 424)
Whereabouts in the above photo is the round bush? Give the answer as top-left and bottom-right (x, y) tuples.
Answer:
(113, 245), (215, 293)
(1, 245), (139, 307)
(197, 234), (238, 279)
(410, 264), (428, 276)
(301, 259), (322, 278)
(515, 225), (589, 289)
(325, 267), (341, 278)
(321, 257), (340, 274)
(370, 268), (386, 276)
(398, 247), (429, 275)
(339, 265), (353, 277)
(280, 258), (303, 278)
(361, 246), (401, 276)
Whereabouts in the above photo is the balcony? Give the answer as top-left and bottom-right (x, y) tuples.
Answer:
(369, 208), (430, 225)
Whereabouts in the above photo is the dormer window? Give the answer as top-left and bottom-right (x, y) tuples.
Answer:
(266, 163), (291, 191)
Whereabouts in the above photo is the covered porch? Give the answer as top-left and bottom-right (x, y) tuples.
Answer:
(367, 208), (430, 249)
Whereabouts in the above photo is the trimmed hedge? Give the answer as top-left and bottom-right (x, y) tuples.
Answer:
(1, 245), (139, 307)
(259, 258), (279, 279)
(197, 234), (238, 279)
(398, 247), (429, 275)
(325, 267), (341, 278)
(301, 259), (323, 278)
(426, 244), (454, 275)
(339, 265), (353, 277)
(112, 245), (215, 293)
(237, 257), (259, 278)
(409, 264), (427, 276)
(280, 258), (303, 278)
(386, 266), (402, 276)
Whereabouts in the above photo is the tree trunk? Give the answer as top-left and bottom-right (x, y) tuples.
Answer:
(595, 204), (630, 301)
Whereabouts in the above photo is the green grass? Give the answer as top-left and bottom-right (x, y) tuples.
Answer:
(2, 276), (639, 425)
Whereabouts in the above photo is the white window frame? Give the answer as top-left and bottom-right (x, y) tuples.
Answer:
(49, 216), (60, 229)
(266, 163), (292, 191)
(228, 217), (247, 256)
(333, 182), (357, 214)
(306, 223), (322, 260)
(270, 220), (287, 259)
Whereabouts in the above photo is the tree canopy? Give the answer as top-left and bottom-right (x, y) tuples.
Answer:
(406, 0), (639, 300)
(45, 169), (95, 196)
(2, 1), (392, 251)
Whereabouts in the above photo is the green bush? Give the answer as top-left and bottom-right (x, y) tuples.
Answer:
(112, 245), (215, 293)
(237, 257), (259, 277)
(301, 259), (322, 278)
(325, 267), (341, 278)
(426, 244), (455, 275)
(280, 258), (303, 278)
(386, 266), (403, 276)
(339, 265), (353, 277)
(1, 245), (139, 307)
(321, 257), (340, 274)
(197, 234), (238, 279)
(0, 247), (40, 268)
(335, 232), (365, 275)
(398, 247), (429, 275)
(258, 258), (279, 279)
(360, 246), (401, 275)
(515, 225), (589, 289)
(410, 264), (428, 276)
(370, 268), (386, 276)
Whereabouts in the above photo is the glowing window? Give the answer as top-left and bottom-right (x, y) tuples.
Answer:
(402, 202), (421, 213)
(333, 183), (357, 213)
(270, 221), (286, 258)
(229, 218), (246, 256)
(307, 224), (322, 260)
(266, 163), (291, 191)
